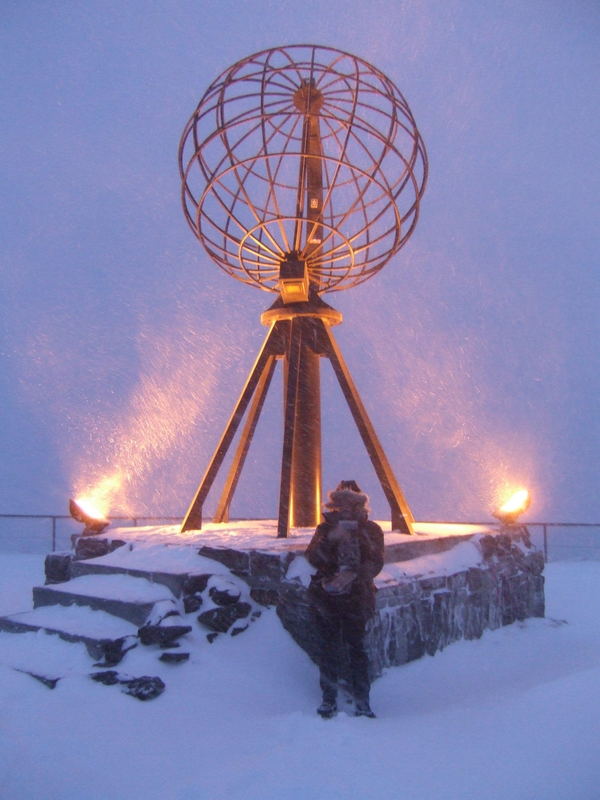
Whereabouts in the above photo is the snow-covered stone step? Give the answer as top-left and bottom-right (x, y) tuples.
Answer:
(0, 604), (138, 663)
(33, 573), (178, 626)
(69, 560), (201, 598)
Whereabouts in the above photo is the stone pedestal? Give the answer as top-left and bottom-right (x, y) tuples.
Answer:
(276, 527), (544, 681)
(16, 521), (543, 685)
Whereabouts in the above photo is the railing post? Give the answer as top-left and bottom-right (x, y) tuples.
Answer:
(543, 524), (548, 563)
(51, 517), (57, 552)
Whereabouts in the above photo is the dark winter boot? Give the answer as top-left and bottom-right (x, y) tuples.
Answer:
(318, 669), (338, 718)
(354, 697), (376, 718)
(317, 697), (338, 718)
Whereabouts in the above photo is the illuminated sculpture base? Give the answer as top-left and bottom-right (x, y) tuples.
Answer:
(0, 524), (544, 687)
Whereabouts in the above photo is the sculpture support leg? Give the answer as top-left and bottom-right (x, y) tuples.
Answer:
(181, 306), (414, 537)
(213, 356), (277, 523)
(319, 321), (414, 534)
(181, 323), (283, 532)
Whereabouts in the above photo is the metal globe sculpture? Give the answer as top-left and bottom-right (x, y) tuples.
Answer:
(179, 46), (427, 537)
(179, 45), (427, 294)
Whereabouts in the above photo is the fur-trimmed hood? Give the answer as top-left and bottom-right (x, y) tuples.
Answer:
(325, 487), (370, 512)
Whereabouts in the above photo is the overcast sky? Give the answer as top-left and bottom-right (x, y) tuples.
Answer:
(1, 0), (598, 524)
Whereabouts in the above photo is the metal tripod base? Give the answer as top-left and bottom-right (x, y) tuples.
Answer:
(181, 298), (414, 537)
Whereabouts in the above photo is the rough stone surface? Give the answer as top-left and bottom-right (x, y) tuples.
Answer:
(196, 547), (295, 589)
(250, 587), (279, 607)
(182, 574), (212, 595)
(91, 669), (121, 686)
(276, 528), (545, 683)
(90, 670), (166, 700)
(159, 651), (190, 664)
(208, 582), (241, 607)
(44, 553), (73, 585)
(183, 594), (203, 614)
(122, 676), (165, 700)
(198, 546), (249, 575)
(138, 624), (192, 647)
(249, 550), (295, 583)
(197, 602), (252, 633)
(73, 536), (126, 560)
(93, 635), (138, 667)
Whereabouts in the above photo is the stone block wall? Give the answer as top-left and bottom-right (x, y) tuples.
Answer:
(62, 525), (544, 683)
(276, 528), (544, 681)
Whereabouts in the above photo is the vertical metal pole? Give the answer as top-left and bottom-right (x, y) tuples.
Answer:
(289, 317), (322, 528)
(543, 524), (548, 563)
(278, 321), (301, 537)
(286, 79), (325, 528)
(51, 517), (56, 552)
(303, 112), (324, 263)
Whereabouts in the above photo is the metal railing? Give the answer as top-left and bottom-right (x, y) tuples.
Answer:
(0, 514), (181, 554)
(1, 514), (600, 561)
(524, 522), (600, 563)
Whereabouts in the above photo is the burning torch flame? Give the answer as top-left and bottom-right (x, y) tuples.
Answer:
(69, 496), (110, 534)
(73, 496), (109, 523)
(72, 472), (122, 523)
(499, 489), (530, 516)
(493, 488), (531, 525)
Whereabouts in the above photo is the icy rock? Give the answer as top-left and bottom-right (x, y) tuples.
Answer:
(122, 676), (165, 701)
(159, 651), (190, 664)
(249, 587), (279, 606)
(183, 594), (203, 614)
(249, 550), (295, 583)
(91, 670), (121, 686)
(197, 602), (251, 633)
(197, 546), (249, 575)
(44, 553), (72, 584)
(90, 670), (166, 700)
(139, 599), (191, 645)
(138, 623), (192, 647)
(144, 599), (180, 626)
(16, 669), (60, 689)
(94, 634), (138, 667)
(208, 579), (241, 606)
(73, 536), (126, 561)
(182, 574), (212, 595)
(231, 624), (249, 637)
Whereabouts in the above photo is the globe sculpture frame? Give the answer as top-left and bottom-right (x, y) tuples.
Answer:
(179, 45), (428, 536)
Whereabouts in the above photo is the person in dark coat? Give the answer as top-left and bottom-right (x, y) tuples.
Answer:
(305, 480), (384, 718)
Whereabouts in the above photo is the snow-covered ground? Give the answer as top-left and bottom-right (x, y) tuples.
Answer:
(0, 555), (598, 800)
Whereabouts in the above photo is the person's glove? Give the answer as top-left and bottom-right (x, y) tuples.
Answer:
(321, 569), (357, 595)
